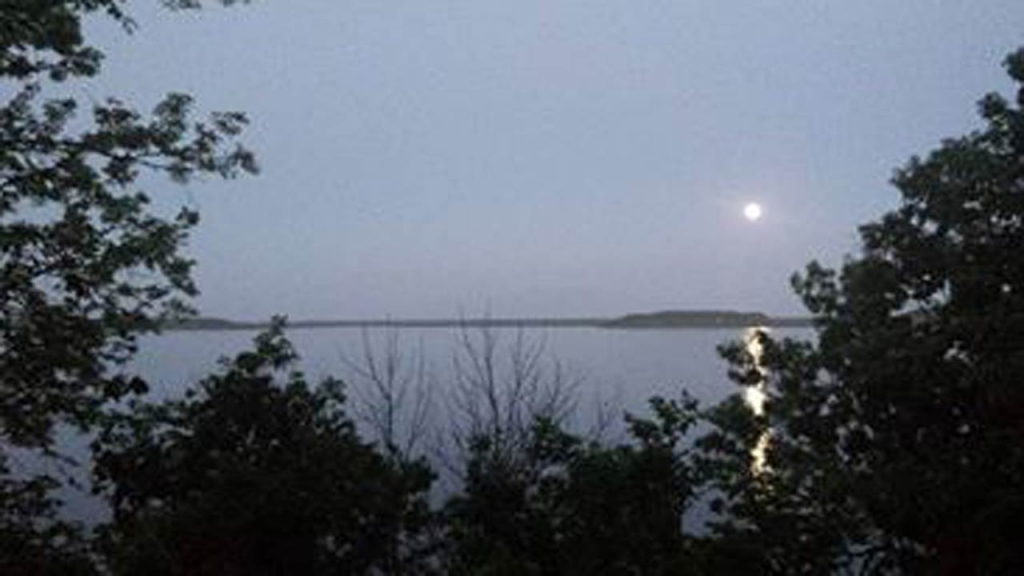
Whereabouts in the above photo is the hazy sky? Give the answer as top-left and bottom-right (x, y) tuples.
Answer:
(88, 1), (1024, 320)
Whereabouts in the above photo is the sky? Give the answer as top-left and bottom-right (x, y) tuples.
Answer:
(86, 0), (1024, 320)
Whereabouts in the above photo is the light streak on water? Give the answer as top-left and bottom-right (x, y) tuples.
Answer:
(743, 327), (770, 474)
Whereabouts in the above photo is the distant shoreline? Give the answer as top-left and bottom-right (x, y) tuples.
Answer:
(164, 311), (813, 332)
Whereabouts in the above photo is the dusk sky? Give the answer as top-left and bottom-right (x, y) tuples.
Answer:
(89, 1), (1024, 320)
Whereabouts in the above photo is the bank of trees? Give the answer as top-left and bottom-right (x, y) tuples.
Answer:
(3, 1), (1024, 574)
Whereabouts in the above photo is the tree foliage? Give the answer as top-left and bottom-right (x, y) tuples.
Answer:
(443, 394), (701, 575)
(1, 0), (256, 452)
(1, 0), (255, 570)
(694, 48), (1024, 574)
(0, 453), (97, 575)
(92, 319), (435, 575)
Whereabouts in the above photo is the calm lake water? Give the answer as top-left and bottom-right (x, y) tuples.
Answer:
(59, 325), (813, 522)
(133, 325), (810, 417)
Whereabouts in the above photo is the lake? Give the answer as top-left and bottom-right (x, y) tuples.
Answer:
(134, 324), (806, 416)
(58, 324), (814, 522)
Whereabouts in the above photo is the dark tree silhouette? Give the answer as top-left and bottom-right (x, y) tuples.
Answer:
(695, 48), (1024, 575)
(92, 319), (436, 576)
(1, 1), (254, 571)
(443, 393), (702, 575)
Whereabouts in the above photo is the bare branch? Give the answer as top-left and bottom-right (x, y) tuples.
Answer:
(340, 326), (434, 462)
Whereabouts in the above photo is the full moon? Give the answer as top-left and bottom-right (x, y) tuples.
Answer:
(743, 202), (763, 222)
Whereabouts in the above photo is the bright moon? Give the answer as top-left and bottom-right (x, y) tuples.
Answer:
(743, 202), (763, 222)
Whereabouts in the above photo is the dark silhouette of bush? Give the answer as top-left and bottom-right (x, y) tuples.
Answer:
(443, 394), (702, 575)
(92, 319), (435, 576)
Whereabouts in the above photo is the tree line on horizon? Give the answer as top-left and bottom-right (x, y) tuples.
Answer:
(2, 2), (1023, 574)
(163, 309), (814, 331)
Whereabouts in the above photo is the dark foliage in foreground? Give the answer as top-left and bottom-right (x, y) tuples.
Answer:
(443, 396), (701, 575)
(693, 48), (1024, 575)
(0, 0), (254, 571)
(92, 319), (434, 575)
(438, 47), (1024, 575)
